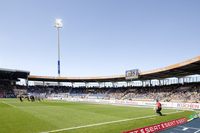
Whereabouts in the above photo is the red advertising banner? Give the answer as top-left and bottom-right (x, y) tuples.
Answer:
(123, 117), (187, 133)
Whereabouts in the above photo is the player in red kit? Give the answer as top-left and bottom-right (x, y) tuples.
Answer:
(155, 99), (162, 116)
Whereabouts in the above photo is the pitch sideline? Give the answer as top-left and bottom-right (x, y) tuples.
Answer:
(40, 110), (184, 133)
(1, 101), (17, 108)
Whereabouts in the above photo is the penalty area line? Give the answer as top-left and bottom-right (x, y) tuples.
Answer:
(40, 111), (184, 133)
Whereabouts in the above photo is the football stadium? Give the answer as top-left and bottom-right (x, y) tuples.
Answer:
(1, 1), (200, 133)
(0, 56), (200, 133)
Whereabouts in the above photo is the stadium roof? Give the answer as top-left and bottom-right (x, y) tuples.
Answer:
(28, 56), (200, 82)
(0, 68), (30, 81)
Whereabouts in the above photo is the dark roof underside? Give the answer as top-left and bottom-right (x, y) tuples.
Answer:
(0, 68), (30, 81)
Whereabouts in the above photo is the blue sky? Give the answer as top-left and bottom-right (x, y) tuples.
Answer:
(0, 0), (200, 77)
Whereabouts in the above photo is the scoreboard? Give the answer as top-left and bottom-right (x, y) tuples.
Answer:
(125, 69), (140, 80)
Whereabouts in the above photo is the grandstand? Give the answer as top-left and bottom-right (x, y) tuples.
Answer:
(0, 56), (200, 103)
(0, 68), (29, 98)
(26, 56), (200, 104)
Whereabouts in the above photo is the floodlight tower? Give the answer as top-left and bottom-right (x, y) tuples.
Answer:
(54, 19), (63, 77)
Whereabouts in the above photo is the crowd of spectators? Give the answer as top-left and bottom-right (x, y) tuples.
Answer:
(0, 85), (15, 98)
(122, 84), (200, 103)
(0, 83), (200, 103)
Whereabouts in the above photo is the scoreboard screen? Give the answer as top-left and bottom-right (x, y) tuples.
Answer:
(125, 69), (140, 80)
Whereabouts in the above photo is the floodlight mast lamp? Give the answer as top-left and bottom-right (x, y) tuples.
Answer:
(54, 19), (63, 77)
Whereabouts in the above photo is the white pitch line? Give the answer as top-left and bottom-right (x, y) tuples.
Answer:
(182, 127), (188, 131)
(194, 129), (200, 133)
(179, 126), (200, 130)
(40, 111), (184, 133)
(1, 101), (17, 108)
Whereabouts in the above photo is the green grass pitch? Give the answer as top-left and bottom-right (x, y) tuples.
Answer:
(0, 99), (194, 133)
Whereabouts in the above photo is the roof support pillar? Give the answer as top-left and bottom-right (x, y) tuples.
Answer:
(72, 82), (74, 88)
(142, 81), (144, 87)
(26, 78), (29, 89)
(159, 80), (161, 86)
(98, 82), (100, 88)
(178, 77), (180, 84)
(112, 82), (114, 88)
(128, 81), (132, 87)
(149, 80), (152, 87)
